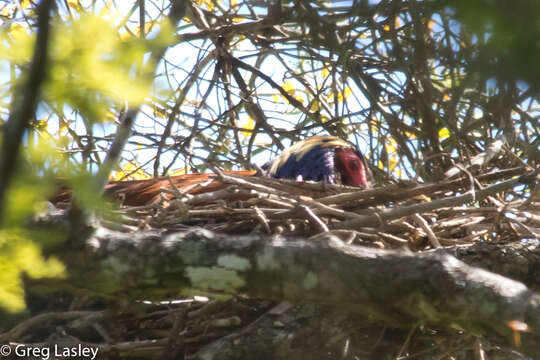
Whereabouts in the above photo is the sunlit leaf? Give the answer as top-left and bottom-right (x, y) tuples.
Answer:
(118, 29), (133, 42)
(0, 232), (65, 312)
(105, 110), (117, 121)
(59, 124), (69, 135)
(389, 155), (398, 171)
(405, 131), (417, 139)
(196, 0), (215, 12)
(321, 65), (330, 79)
(169, 167), (189, 176)
(45, 14), (155, 123)
(1, 6), (12, 17)
(67, 0), (84, 12)
(282, 80), (296, 95)
(438, 127), (450, 139)
(328, 87), (350, 103)
(117, 161), (150, 180)
(241, 116), (255, 138)
(109, 171), (123, 181)
(20, 0), (32, 10)
(0, 23), (34, 63)
(386, 141), (397, 154)
(153, 107), (167, 119)
(343, 86), (352, 100)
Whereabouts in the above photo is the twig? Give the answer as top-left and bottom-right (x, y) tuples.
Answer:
(254, 206), (271, 234)
(377, 232), (409, 246)
(412, 213), (441, 248)
(299, 204), (329, 232)
(444, 136), (506, 178)
(0, 311), (99, 342)
(332, 176), (522, 230)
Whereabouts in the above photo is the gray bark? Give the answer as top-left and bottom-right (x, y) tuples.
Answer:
(36, 225), (540, 357)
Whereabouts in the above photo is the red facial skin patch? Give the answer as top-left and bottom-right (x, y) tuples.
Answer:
(334, 147), (368, 188)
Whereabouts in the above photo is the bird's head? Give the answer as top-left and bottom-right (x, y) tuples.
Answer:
(334, 147), (369, 188)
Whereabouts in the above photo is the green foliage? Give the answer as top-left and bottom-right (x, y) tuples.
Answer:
(0, 23), (35, 64)
(0, 5), (174, 311)
(0, 230), (65, 312)
(45, 14), (152, 123)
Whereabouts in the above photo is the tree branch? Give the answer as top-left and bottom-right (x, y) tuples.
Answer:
(0, 0), (54, 222)
(39, 226), (540, 356)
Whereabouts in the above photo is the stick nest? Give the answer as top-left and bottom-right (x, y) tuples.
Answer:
(4, 156), (539, 359)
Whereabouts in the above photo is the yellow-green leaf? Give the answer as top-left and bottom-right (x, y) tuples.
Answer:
(241, 116), (255, 138)
(439, 127), (450, 139)
(282, 80), (296, 95)
(321, 66), (330, 79)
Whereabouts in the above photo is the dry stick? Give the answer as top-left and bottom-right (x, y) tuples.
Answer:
(223, 48), (284, 150)
(454, 163), (477, 202)
(433, 215), (487, 229)
(299, 204), (329, 232)
(216, 171), (364, 221)
(184, 207), (287, 221)
(377, 232), (409, 245)
(397, 325), (418, 359)
(332, 177), (521, 230)
(474, 338), (487, 360)
(237, 172), (360, 195)
(231, 57), (308, 113)
(153, 51), (215, 176)
(213, 169), (297, 199)
(184, 188), (260, 206)
(255, 197), (295, 209)
(412, 213), (442, 248)
(507, 219), (540, 239)
(178, 19), (271, 42)
(253, 206), (271, 234)
(316, 167), (525, 206)
(0, 311), (99, 342)
(309, 230), (361, 244)
(444, 136), (506, 178)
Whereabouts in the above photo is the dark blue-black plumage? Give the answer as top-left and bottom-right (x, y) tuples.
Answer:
(265, 136), (370, 188)
(273, 144), (337, 184)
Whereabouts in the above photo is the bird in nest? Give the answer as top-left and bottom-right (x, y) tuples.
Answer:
(52, 136), (371, 207)
(262, 136), (370, 189)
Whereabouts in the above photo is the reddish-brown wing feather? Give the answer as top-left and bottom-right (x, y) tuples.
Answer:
(51, 170), (256, 207)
